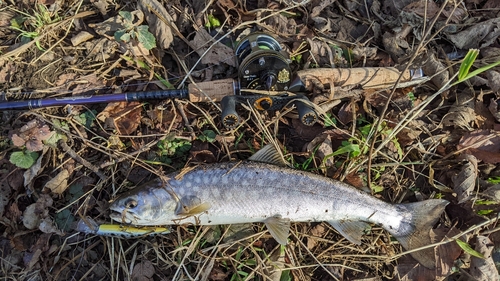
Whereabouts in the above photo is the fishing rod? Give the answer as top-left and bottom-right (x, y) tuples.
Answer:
(0, 33), (424, 128)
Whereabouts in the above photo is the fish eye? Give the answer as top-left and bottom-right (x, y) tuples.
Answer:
(124, 199), (138, 209)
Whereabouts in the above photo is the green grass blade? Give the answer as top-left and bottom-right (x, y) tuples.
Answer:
(455, 238), (484, 259)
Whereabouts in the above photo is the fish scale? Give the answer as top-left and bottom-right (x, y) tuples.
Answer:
(110, 145), (448, 269)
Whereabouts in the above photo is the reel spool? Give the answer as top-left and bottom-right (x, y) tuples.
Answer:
(235, 33), (291, 91)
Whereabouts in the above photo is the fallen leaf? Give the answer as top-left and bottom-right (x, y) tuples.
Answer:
(310, 0), (337, 17)
(190, 29), (236, 67)
(97, 101), (142, 135)
(131, 260), (155, 281)
(488, 98), (500, 123)
(39, 218), (64, 235)
(457, 130), (500, 164)
(306, 134), (334, 167)
(451, 155), (478, 204)
(44, 169), (70, 194)
(22, 204), (40, 230)
(382, 25), (412, 62)
(447, 18), (500, 49)
(403, 0), (440, 19)
(23, 146), (48, 190)
(11, 120), (53, 152)
(337, 100), (357, 124)
(138, 0), (174, 49)
(441, 105), (475, 130)
(307, 224), (327, 250)
(0, 180), (11, 217)
(0, 60), (15, 83)
(394, 227), (461, 280)
(422, 52), (449, 89)
(470, 236), (497, 281)
(486, 70), (500, 92)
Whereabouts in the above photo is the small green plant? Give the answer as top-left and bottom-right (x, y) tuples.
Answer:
(9, 150), (39, 169)
(156, 138), (191, 165)
(122, 55), (172, 88)
(455, 239), (484, 259)
(198, 130), (216, 143)
(204, 14), (221, 29)
(9, 4), (60, 50)
(114, 11), (156, 50)
(453, 49), (500, 86)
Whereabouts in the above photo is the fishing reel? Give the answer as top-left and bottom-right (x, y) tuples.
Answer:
(221, 33), (317, 129)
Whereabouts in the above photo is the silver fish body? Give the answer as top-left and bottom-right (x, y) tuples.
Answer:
(110, 159), (448, 268)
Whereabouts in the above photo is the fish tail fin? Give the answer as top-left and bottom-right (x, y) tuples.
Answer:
(389, 199), (448, 269)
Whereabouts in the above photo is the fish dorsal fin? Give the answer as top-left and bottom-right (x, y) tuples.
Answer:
(248, 144), (289, 167)
(328, 220), (371, 245)
(264, 215), (291, 245)
(175, 195), (211, 216)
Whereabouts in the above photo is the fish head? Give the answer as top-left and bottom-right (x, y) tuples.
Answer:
(109, 182), (177, 225)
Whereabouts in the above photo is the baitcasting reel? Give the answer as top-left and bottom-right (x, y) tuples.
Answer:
(221, 33), (317, 129)
(235, 32), (291, 91)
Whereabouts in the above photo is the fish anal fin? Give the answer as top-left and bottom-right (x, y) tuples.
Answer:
(249, 144), (289, 167)
(264, 216), (291, 245)
(328, 220), (371, 245)
(175, 195), (211, 216)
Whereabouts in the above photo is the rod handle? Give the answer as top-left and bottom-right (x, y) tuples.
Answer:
(296, 67), (412, 90)
(188, 79), (238, 102)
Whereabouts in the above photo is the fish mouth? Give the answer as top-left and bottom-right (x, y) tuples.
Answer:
(109, 209), (135, 224)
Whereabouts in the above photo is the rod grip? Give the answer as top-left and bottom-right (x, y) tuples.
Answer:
(296, 67), (412, 90)
(188, 79), (238, 102)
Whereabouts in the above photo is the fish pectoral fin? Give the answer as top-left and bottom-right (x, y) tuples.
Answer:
(175, 195), (211, 216)
(328, 220), (371, 245)
(248, 144), (290, 167)
(264, 216), (291, 245)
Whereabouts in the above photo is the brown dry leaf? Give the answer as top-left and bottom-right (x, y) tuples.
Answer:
(131, 260), (155, 281)
(448, 18), (500, 49)
(451, 155), (477, 204)
(307, 38), (335, 66)
(0, 60), (15, 83)
(23, 146), (48, 189)
(441, 105), (475, 130)
(486, 70), (500, 92)
(84, 38), (120, 62)
(310, 0), (337, 17)
(138, 0), (174, 49)
(307, 224), (327, 250)
(190, 29), (236, 67)
(0, 180), (11, 217)
(422, 52), (449, 89)
(262, 13), (297, 36)
(403, 0), (440, 19)
(39, 218), (64, 235)
(338, 100), (356, 124)
(306, 134), (334, 167)
(382, 25), (412, 62)
(457, 130), (500, 164)
(394, 227), (461, 280)
(22, 203), (40, 230)
(488, 98), (500, 123)
(44, 169), (70, 194)
(91, 10), (144, 37)
(11, 120), (53, 152)
(470, 236), (497, 281)
(97, 101), (142, 135)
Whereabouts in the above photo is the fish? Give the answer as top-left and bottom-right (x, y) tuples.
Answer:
(109, 144), (448, 268)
